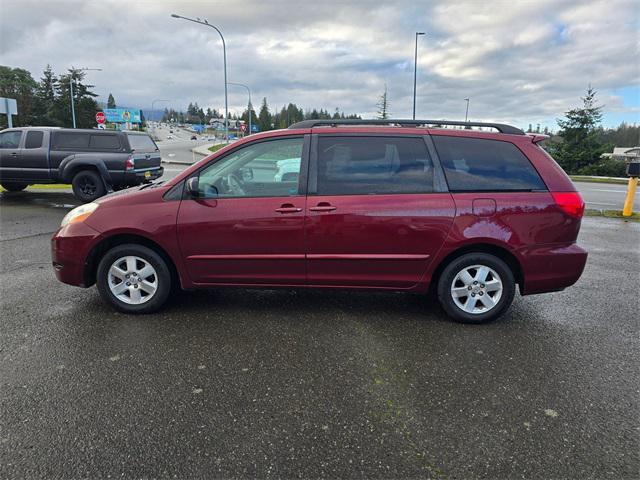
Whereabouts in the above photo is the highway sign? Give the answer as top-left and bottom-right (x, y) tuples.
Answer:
(96, 111), (106, 124)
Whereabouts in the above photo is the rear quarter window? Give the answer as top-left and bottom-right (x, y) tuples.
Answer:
(432, 136), (546, 191)
(126, 134), (158, 152)
(52, 132), (90, 150)
(25, 131), (44, 149)
(89, 134), (121, 150)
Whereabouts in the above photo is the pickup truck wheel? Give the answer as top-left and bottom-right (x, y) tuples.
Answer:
(72, 170), (106, 202)
(1, 182), (28, 192)
(437, 253), (515, 324)
(96, 244), (172, 314)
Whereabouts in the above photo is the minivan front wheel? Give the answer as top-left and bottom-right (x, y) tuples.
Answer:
(437, 253), (515, 324)
(96, 244), (171, 314)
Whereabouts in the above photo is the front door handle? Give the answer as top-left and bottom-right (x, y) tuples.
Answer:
(309, 202), (337, 212)
(10, 152), (18, 156)
(275, 204), (302, 214)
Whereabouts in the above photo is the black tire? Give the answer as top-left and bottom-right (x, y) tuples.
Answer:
(96, 244), (172, 314)
(1, 182), (28, 192)
(72, 170), (106, 202)
(437, 253), (515, 324)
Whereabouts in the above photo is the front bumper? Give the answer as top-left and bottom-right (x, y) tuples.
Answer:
(519, 243), (588, 295)
(51, 222), (102, 287)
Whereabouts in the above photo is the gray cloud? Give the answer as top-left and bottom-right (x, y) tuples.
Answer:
(0, 0), (638, 127)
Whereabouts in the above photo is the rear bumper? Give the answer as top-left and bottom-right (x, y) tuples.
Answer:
(120, 166), (164, 186)
(519, 243), (588, 295)
(51, 222), (102, 287)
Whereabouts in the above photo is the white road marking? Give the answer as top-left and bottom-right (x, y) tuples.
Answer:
(586, 202), (617, 206)
(592, 188), (628, 193)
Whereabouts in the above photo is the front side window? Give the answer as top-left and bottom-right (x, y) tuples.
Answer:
(0, 131), (22, 149)
(25, 131), (44, 149)
(432, 136), (546, 191)
(315, 136), (434, 195)
(52, 132), (90, 150)
(197, 137), (304, 199)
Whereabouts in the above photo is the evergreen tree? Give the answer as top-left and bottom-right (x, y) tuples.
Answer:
(376, 84), (390, 119)
(107, 93), (116, 108)
(33, 65), (57, 125)
(258, 97), (272, 131)
(51, 68), (98, 128)
(554, 86), (608, 173)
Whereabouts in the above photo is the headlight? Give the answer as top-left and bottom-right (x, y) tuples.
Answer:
(61, 202), (99, 228)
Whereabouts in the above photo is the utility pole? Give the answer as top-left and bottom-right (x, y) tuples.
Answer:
(413, 32), (425, 120)
(464, 98), (470, 122)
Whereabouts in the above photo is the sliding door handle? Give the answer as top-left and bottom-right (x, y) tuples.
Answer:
(309, 204), (337, 212)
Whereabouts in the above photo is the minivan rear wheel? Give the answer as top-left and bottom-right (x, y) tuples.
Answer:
(72, 170), (106, 202)
(96, 244), (171, 314)
(437, 253), (515, 324)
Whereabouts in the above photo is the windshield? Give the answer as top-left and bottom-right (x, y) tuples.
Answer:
(126, 134), (158, 152)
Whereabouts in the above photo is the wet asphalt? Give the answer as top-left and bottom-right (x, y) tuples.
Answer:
(0, 190), (638, 479)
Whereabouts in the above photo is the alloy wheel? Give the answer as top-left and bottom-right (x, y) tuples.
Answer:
(108, 255), (158, 305)
(450, 264), (503, 314)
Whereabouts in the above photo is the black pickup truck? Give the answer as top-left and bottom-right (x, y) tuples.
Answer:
(0, 127), (164, 202)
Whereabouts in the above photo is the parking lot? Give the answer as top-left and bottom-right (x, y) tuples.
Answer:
(0, 189), (638, 478)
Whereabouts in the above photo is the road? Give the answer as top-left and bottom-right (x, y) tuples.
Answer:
(0, 190), (638, 479)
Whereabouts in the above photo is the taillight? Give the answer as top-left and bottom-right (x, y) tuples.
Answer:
(125, 156), (135, 171)
(551, 192), (585, 218)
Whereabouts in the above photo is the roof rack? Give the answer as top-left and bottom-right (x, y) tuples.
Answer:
(288, 119), (524, 135)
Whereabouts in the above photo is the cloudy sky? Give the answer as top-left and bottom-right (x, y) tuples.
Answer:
(1, 0), (638, 129)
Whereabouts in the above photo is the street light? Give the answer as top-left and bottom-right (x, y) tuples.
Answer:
(70, 67), (101, 128)
(151, 99), (170, 138)
(412, 32), (425, 120)
(464, 98), (470, 122)
(171, 13), (229, 143)
(228, 82), (252, 136)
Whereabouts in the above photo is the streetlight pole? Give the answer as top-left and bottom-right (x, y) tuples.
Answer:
(464, 98), (470, 122)
(228, 82), (252, 136)
(69, 67), (101, 128)
(171, 13), (229, 144)
(412, 32), (425, 120)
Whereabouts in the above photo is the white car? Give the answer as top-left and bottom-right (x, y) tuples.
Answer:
(273, 158), (301, 182)
(166, 134), (173, 139)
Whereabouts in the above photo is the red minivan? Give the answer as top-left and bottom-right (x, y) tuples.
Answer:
(51, 120), (587, 323)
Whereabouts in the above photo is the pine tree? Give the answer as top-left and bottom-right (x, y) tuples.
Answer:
(33, 65), (57, 125)
(376, 84), (390, 119)
(554, 86), (608, 173)
(258, 97), (272, 131)
(107, 93), (116, 108)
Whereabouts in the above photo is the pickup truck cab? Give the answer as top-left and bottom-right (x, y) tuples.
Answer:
(0, 127), (164, 202)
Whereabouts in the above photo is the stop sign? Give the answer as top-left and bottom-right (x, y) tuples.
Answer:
(240, 124), (247, 132)
(95, 112), (106, 124)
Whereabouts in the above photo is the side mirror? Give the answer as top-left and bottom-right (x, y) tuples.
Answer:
(186, 177), (199, 197)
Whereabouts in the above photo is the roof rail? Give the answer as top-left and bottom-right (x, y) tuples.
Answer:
(288, 119), (525, 135)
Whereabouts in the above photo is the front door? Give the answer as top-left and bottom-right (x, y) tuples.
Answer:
(177, 135), (308, 285)
(305, 135), (456, 288)
(0, 130), (23, 182)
